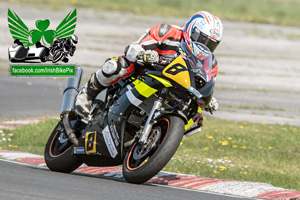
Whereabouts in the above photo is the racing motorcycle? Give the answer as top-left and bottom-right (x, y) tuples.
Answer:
(8, 40), (49, 63)
(48, 38), (76, 63)
(44, 41), (215, 184)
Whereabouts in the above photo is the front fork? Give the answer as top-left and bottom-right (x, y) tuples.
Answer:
(138, 89), (167, 144)
(138, 99), (163, 144)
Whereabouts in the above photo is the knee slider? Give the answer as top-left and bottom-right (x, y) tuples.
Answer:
(102, 57), (129, 78)
(102, 59), (119, 78)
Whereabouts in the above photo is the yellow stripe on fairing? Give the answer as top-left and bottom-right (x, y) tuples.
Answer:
(133, 79), (142, 86)
(148, 74), (172, 87)
(135, 82), (158, 98)
(198, 107), (202, 113)
(185, 118), (194, 130)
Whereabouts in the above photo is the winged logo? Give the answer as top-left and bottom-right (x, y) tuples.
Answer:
(8, 9), (77, 47)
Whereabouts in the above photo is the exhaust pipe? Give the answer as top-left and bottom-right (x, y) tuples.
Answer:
(60, 65), (83, 146)
(61, 65), (83, 115)
(63, 113), (79, 146)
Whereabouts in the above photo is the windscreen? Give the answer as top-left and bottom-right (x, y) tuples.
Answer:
(179, 41), (213, 83)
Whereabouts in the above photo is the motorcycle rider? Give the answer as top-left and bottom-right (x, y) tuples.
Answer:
(48, 35), (78, 63)
(75, 11), (223, 127)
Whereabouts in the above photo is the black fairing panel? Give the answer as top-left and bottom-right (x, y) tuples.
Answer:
(198, 78), (215, 106)
(77, 120), (124, 166)
(109, 75), (166, 117)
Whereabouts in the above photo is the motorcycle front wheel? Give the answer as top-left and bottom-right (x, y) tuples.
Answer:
(52, 51), (64, 63)
(44, 120), (82, 173)
(123, 115), (185, 184)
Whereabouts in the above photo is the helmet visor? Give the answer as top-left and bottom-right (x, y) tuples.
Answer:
(191, 29), (220, 52)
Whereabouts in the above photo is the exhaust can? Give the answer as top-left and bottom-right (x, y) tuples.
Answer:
(61, 65), (83, 115)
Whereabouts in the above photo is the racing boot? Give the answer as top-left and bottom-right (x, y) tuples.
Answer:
(75, 56), (132, 116)
(74, 72), (106, 116)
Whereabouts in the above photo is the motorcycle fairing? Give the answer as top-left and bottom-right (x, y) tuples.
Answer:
(85, 131), (97, 154)
(101, 123), (119, 158)
(133, 80), (158, 98)
(185, 107), (202, 130)
(103, 56), (206, 159)
(77, 123), (113, 157)
(162, 55), (191, 89)
(76, 120), (124, 166)
(78, 48), (213, 161)
(109, 75), (171, 116)
(91, 75), (174, 159)
(147, 74), (172, 87)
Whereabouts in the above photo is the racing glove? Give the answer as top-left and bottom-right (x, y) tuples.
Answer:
(136, 50), (159, 65)
(203, 96), (218, 114)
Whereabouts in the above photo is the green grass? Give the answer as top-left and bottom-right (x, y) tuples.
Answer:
(215, 86), (300, 94)
(166, 118), (300, 190)
(5, 0), (300, 26)
(221, 104), (286, 112)
(0, 118), (299, 190)
(0, 119), (59, 155)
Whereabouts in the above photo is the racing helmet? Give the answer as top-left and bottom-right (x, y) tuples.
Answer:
(70, 35), (78, 45)
(183, 11), (223, 55)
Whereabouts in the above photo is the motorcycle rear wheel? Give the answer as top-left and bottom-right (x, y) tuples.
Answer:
(123, 115), (184, 184)
(44, 120), (82, 173)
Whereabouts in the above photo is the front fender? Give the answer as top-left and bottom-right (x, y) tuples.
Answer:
(154, 111), (188, 125)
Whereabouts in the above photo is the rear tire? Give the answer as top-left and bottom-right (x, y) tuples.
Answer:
(44, 120), (82, 173)
(123, 115), (184, 184)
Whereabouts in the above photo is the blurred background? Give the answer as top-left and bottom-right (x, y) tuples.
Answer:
(0, 0), (300, 191)
(0, 0), (299, 125)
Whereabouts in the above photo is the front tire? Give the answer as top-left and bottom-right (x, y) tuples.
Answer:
(44, 120), (82, 173)
(123, 115), (184, 184)
(52, 51), (64, 63)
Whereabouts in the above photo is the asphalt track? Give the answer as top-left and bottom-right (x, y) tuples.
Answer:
(0, 159), (254, 200)
(0, 70), (63, 120)
(1, 148), (300, 199)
